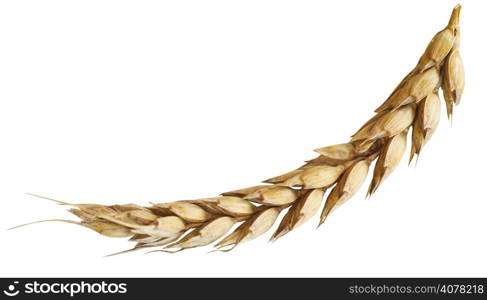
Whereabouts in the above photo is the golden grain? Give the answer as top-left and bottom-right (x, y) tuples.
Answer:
(442, 49), (465, 118)
(320, 160), (370, 225)
(14, 5), (465, 254)
(410, 92), (441, 162)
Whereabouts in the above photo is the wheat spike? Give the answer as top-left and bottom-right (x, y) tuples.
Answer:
(14, 5), (464, 254)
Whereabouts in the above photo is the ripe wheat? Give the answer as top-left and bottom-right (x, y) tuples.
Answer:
(13, 5), (465, 254)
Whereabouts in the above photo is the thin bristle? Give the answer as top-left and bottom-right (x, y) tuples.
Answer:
(104, 247), (144, 257)
(8, 219), (80, 230)
(25, 193), (71, 205)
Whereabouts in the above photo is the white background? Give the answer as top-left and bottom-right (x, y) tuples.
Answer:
(1, 0), (486, 277)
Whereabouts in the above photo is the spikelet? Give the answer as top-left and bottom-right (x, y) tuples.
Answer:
(375, 68), (440, 113)
(164, 217), (235, 251)
(13, 5), (465, 254)
(313, 143), (358, 164)
(419, 4), (460, 71)
(263, 170), (303, 184)
(442, 50), (465, 118)
(191, 197), (255, 217)
(416, 17), (456, 72)
(410, 92), (441, 162)
(82, 220), (133, 238)
(271, 189), (324, 241)
(278, 165), (345, 189)
(131, 216), (186, 238)
(215, 207), (280, 250)
(319, 160), (370, 225)
(352, 104), (416, 143)
(223, 185), (298, 206)
(154, 201), (211, 223)
(368, 130), (408, 196)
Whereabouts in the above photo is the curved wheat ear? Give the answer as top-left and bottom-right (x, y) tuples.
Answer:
(14, 5), (464, 254)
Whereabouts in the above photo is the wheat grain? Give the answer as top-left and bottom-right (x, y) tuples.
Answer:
(271, 189), (325, 241)
(367, 130), (409, 196)
(410, 92), (441, 162)
(320, 159), (370, 225)
(215, 207), (281, 251)
(442, 49), (465, 118)
(223, 185), (299, 206)
(13, 5), (465, 254)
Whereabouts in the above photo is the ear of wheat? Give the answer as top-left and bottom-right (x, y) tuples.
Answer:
(12, 5), (465, 255)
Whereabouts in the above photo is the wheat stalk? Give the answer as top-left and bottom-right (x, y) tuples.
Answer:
(13, 5), (465, 254)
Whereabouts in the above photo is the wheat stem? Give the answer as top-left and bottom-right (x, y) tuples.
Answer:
(15, 5), (464, 254)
